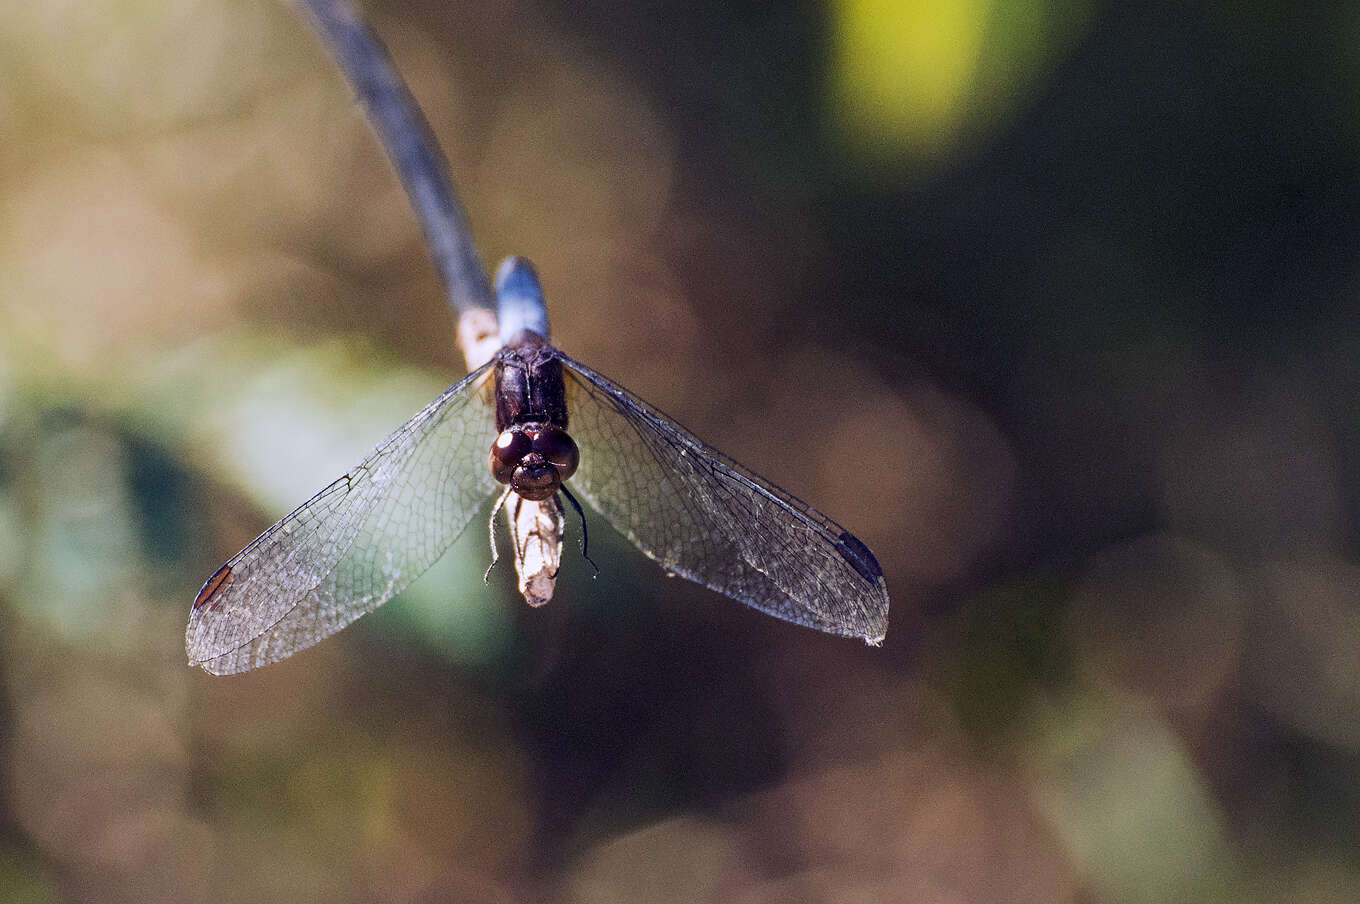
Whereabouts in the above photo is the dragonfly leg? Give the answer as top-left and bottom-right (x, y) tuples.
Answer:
(484, 486), (513, 583)
(560, 486), (599, 576)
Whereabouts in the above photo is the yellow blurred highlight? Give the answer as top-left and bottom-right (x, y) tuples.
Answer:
(830, 0), (986, 158)
(828, 0), (1088, 166)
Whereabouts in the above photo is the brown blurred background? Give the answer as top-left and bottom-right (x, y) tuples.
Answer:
(2, 0), (1358, 901)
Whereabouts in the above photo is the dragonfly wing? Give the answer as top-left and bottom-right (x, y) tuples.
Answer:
(560, 355), (889, 643)
(186, 361), (501, 674)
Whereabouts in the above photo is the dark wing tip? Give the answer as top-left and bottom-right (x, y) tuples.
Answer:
(188, 564), (241, 670)
(192, 563), (234, 612)
(832, 531), (890, 645)
(835, 531), (884, 583)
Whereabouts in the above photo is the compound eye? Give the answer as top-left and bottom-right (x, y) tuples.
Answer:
(532, 426), (579, 480)
(489, 430), (532, 484)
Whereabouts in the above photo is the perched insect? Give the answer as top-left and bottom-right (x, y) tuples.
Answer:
(187, 259), (889, 674)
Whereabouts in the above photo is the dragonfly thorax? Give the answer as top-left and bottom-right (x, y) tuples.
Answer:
(489, 423), (580, 501)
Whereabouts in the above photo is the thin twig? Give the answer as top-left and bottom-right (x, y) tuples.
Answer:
(296, 0), (493, 315)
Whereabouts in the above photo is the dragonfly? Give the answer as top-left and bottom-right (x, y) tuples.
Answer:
(186, 258), (890, 674)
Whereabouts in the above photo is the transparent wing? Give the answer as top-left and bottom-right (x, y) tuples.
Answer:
(186, 361), (500, 674)
(560, 355), (889, 642)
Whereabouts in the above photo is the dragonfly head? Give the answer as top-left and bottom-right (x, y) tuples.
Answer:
(489, 423), (580, 501)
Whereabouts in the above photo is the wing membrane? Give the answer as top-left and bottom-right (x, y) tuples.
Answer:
(560, 356), (889, 642)
(186, 361), (500, 674)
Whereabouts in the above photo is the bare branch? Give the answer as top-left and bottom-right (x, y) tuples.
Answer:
(296, 0), (493, 318)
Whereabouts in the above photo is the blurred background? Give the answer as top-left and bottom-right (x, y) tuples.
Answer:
(2, 0), (1358, 900)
